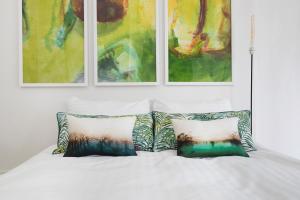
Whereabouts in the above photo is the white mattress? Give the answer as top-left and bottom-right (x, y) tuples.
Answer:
(0, 146), (300, 200)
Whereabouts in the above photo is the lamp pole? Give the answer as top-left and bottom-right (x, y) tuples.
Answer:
(250, 47), (255, 135)
(250, 15), (255, 135)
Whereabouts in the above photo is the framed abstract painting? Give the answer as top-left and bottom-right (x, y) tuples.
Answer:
(166, 0), (232, 85)
(94, 0), (158, 86)
(19, 0), (88, 87)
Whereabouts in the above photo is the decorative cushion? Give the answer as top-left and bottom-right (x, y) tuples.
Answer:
(63, 115), (137, 157)
(153, 111), (256, 152)
(53, 112), (154, 154)
(67, 97), (150, 115)
(172, 118), (249, 158)
(152, 99), (232, 113)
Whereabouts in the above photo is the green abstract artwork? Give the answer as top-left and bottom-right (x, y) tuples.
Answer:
(21, 0), (86, 86)
(96, 0), (157, 85)
(167, 0), (232, 84)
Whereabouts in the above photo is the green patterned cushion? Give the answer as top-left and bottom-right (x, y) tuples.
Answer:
(153, 111), (256, 152)
(53, 112), (154, 154)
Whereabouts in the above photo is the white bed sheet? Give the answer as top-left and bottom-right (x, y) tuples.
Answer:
(0, 146), (300, 200)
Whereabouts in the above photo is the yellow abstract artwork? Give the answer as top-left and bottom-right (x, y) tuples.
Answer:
(21, 0), (86, 85)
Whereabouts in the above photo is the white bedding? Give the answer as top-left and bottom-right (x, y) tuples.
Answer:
(0, 146), (300, 200)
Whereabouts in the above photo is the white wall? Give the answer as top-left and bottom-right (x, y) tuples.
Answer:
(254, 0), (300, 160)
(0, 0), (253, 172)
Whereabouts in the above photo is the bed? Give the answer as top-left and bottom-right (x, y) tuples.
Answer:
(0, 145), (300, 200)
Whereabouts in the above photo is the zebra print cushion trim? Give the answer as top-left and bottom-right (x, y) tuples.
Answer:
(53, 113), (154, 154)
(54, 113), (69, 154)
(153, 111), (256, 152)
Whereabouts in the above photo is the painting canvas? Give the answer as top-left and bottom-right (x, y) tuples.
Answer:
(20, 0), (87, 87)
(95, 0), (157, 86)
(166, 0), (232, 85)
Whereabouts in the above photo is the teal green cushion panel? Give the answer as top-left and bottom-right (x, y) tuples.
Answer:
(53, 112), (154, 154)
(177, 139), (249, 158)
(153, 111), (256, 152)
(64, 138), (137, 157)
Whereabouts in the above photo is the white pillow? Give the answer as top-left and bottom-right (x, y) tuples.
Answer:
(67, 115), (137, 140)
(171, 117), (240, 140)
(152, 99), (232, 113)
(67, 97), (150, 115)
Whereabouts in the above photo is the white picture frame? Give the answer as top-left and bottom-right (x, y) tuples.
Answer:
(164, 0), (234, 86)
(93, 0), (159, 86)
(19, 0), (89, 87)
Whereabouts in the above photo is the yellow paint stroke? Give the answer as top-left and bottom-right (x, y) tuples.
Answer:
(168, 0), (231, 56)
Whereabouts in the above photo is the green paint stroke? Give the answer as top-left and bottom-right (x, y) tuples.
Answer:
(169, 52), (232, 82)
(55, 3), (78, 48)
